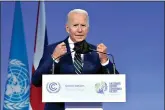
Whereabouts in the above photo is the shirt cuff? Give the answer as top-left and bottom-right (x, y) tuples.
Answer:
(101, 59), (109, 66)
(54, 59), (59, 63)
(52, 55), (59, 63)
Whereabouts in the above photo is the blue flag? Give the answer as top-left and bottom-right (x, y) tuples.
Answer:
(3, 1), (30, 110)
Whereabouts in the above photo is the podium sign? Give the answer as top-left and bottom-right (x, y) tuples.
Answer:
(42, 74), (126, 102)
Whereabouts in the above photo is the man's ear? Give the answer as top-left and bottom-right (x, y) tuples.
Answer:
(65, 25), (69, 33)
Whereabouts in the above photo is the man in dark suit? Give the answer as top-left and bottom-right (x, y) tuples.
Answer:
(32, 9), (119, 110)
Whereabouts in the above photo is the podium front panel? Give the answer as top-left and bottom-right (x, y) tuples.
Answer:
(42, 74), (126, 102)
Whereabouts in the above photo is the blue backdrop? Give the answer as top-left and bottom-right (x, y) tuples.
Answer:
(1, 1), (164, 110)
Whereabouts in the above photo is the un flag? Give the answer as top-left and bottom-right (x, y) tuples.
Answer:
(3, 2), (30, 110)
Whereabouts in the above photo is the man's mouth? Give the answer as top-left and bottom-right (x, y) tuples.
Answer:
(76, 35), (84, 37)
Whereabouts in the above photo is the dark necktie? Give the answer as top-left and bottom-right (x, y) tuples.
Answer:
(74, 52), (83, 74)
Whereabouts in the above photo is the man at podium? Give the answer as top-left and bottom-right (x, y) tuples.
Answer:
(32, 9), (119, 110)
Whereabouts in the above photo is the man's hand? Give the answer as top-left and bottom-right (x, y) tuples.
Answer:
(52, 42), (67, 61)
(97, 43), (108, 64)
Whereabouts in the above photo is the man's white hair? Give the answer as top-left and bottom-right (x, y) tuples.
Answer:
(67, 9), (89, 27)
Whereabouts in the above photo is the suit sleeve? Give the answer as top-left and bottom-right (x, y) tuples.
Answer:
(32, 46), (57, 87)
(89, 44), (119, 74)
(101, 59), (119, 74)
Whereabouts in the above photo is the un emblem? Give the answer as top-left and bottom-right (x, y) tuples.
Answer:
(95, 81), (108, 94)
(4, 59), (30, 109)
(46, 82), (61, 93)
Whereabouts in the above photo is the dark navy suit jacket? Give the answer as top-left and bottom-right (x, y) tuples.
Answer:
(32, 37), (119, 110)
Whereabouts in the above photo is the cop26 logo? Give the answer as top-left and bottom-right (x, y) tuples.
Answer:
(95, 81), (108, 94)
(46, 82), (61, 93)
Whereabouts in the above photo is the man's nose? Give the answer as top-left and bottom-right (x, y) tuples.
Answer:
(77, 26), (82, 32)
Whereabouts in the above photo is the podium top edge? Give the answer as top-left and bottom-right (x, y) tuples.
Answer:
(42, 74), (126, 76)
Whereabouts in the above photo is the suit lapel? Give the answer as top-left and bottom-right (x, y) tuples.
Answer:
(82, 52), (92, 73)
(62, 37), (75, 73)
(82, 54), (87, 73)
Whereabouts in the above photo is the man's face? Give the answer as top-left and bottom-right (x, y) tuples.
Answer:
(66, 13), (89, 42)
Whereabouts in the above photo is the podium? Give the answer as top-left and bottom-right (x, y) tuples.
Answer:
(42, 74), (126, 110)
